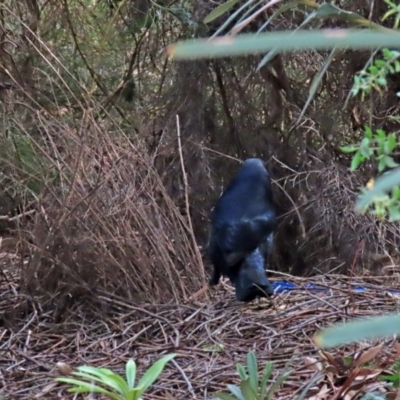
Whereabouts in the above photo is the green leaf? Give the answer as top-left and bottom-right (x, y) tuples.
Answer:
(246, 352), (259, 393)
(360, 137), (372, 158)
(297, 48), (337, 122)
(237, 364), (248, 380)
(210, 0), (256, 38)
(260, 362), (273, 399)
(315, 314), (400, 348)
(227, 384), (246, 400)
(137, 354), (176, 394)
(379, 373), (400, 388)
(378, 156), (387, 172)
(240, 378), (257, 400)
(55, 378), (123, 400)
(126, 359), (137, 390)
(126, 387), (145, 400)
(167, 30), (400, 60)
(258, 49), (279, 70)
(350, 152), (364, 171)
(71, 368), (128, 395)
(384, 155), (399, 168)
(387, 134), (398, 152)
(340, 145), (359, 153)
(356, 168), (400, 211)
(369, 65), (379, 74)
(377, 77), (387, 86)
(203, 0), (241, 24)
(393, 187), (400, 199)
(388, 204), (400, 221)
(376, 129), (386, 139)
(76, 366), (115, 376)
(364, 125), (373, 139)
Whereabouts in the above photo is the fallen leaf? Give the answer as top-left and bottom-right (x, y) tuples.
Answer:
(34, 382), (59, 398)
(304, 356), (323, 371)
(353, 344), (383, 367)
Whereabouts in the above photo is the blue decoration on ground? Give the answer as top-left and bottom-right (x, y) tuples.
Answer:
(272, 280), (400, 295)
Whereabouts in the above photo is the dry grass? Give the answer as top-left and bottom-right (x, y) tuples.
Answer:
(13, 109), (208, 305)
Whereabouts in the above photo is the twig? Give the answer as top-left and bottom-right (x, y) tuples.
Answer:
(176, 115), (209, 299)
(348, 240), (364, 310)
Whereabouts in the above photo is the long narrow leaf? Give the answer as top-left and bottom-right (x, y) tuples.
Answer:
(246, 352), (259, 393)
(126, 359), (137, 390)
(210, 0), (257, 38)
(204, 0), (242, 24)
(296, 48), (337, 123)
(315, 314), (400, 348)
(314, 3), (391, 31)
(237, 364), (248, 380)
(137, 354), (176, 393)
(76, 366), (115, 376)
(240, 378), (257, 399)
(68, 387), (123, 400)
(55, 378), (123, 400)
(260, 362), (273, 399)
(59, 372), (109, 387)
(68, 370), (128, 394)
(167, 29), (400, 60)
(126, 387), (145, 400)
(227, 384), (246, 400)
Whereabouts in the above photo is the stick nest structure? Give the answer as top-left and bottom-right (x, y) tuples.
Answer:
(2, 251), (400, 400)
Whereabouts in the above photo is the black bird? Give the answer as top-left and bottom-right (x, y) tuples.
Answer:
(208, 158), (277, 302)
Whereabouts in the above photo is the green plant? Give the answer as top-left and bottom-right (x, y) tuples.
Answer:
(213, 351), (291, 400)
(351, 48), (400, 100)
(382, 0), (400, 30)
(55, 353), (176, 400)
(339, 45), (400, 221)
(380, 359), (400, 388)
(341, 126), (399, 172)
(355, 167), (400, 221)
(339, 125), (400, 218)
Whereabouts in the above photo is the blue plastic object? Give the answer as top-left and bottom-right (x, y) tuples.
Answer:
(271, 280), (400, 295)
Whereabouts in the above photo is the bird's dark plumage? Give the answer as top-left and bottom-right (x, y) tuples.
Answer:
(208, 158), (277, 302)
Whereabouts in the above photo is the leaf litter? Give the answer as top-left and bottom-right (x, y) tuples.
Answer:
(1, 252), (400, 399)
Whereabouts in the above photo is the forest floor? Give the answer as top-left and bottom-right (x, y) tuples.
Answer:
(2, 250), (400, 400)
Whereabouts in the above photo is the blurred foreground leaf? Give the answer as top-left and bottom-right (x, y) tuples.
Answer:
(167, 29), (400, 59)
(356, 168), (400, 212)
(315, 314), (400, 348)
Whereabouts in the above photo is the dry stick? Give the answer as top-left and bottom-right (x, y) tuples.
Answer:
(272, 179), (306, 238)
(171, 359), (196, 398)
(175, 115), (209, 301)
(348, 240), (364, 311)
